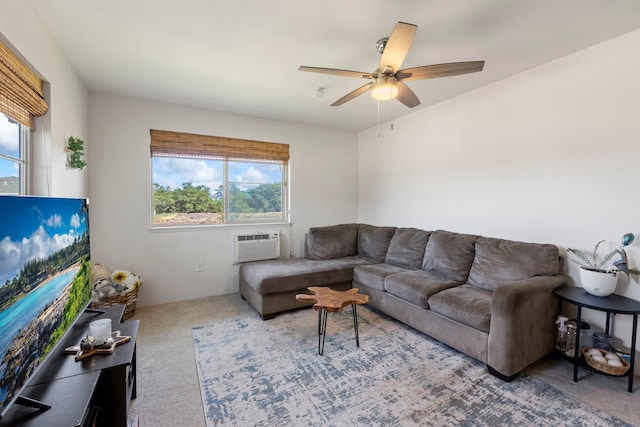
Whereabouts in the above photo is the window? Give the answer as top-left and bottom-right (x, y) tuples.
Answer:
(150, 130), (289, 227)
(0, 112), (27, 195)
(0, 39), (48, 195)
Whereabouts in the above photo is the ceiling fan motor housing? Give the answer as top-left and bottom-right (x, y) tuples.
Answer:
(376, 37), (389, 54)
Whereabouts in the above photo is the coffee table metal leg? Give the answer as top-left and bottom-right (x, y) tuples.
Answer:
(318, 309), (328, 355)
(352, 304), (360, 347)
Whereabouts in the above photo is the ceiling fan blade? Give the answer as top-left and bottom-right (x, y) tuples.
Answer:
(395, 81), (421, 108)
(397, 61), (485, 81)
(379, 22), (417, 72)
(330, 82), (374, 106)
(299, 66), (373, 79)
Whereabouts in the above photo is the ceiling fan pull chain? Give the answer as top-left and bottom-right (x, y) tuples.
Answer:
(377, 100), (381, 138)
(391, 101), (395, 131)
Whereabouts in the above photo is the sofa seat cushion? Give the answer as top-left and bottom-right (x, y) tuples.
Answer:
(353, 263), (411, 292)
(358, 224), (397, 262)
(422, 230), (478, 283)
(468, 237), (560, 291)
(240, 256), (374, 295)
(305, 223), (359, 260)
(385, 228), (431, 269)
(383, 270), (460, 309)
(427, 284), (492, 332)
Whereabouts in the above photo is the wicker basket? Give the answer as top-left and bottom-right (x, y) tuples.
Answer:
(89, 286), (139, 320)
(582, 347), (630, 376)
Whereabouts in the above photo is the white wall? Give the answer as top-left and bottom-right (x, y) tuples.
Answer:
(88, 93), (358, 306)
(358, 29), (640, 372)
(0, 0), (88, 198)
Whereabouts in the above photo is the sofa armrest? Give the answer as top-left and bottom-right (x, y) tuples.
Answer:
(487, 275), (568, 377)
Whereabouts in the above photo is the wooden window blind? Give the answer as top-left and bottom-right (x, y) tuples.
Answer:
(0, 40), (48, 129)
(150, 129), (289, 163)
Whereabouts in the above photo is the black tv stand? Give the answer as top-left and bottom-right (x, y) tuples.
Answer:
(13, 396), (51, 412)
(0, 305), (138, 427)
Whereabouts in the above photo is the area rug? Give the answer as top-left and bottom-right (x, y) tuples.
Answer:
(192, 306), (630, 427)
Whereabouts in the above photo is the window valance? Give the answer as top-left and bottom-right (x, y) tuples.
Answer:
(150, 129), (289, 163)
(0, 40), (48, 129)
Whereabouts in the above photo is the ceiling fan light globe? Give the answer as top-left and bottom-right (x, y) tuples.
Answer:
(371, 77), (398, 101)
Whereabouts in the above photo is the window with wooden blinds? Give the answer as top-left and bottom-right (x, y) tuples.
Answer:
(0, 40), (48, 129)
(150, 129), (289, 227)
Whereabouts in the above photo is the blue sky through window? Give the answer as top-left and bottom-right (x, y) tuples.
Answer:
(0, 115), (20, 178)
(152, 158), (282, 195)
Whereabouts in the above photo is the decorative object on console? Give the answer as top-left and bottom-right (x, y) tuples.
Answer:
(65, 330), (131, 361)
(89, 318), (112, 342)
(567, 233), (638, 297)
(66, 136), (87, 170)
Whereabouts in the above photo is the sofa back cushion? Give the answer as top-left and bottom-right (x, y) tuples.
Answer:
(422, 230), (478, 283)
(305, 223), (359, 260)
(385, 228), (431, 269)
(358, 224), (397, 262)
(468, 237), (561, 291)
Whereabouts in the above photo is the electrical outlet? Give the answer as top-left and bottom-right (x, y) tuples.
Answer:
(196, 261), (204, 272)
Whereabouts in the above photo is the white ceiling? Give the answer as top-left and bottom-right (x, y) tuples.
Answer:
(26, 0), (640, 132)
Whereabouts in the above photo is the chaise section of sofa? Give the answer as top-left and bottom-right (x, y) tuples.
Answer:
(239, 223), (395, 319)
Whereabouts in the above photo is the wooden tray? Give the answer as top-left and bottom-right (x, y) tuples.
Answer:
(65, 330), (131, 361)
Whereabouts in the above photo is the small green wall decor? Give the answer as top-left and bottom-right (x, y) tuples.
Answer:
(66, 136), (87, 170)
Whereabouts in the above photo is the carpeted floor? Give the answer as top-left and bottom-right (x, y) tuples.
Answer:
(192, 305), (630, 427)
(128, 294), (640, 427)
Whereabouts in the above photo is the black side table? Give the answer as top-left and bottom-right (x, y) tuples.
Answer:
(554, 286), (640, 392)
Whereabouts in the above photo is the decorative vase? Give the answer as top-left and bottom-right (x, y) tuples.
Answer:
(579, 267), (618, 297)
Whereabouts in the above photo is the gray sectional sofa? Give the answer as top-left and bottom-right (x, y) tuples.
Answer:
(239, 223), (567, 379)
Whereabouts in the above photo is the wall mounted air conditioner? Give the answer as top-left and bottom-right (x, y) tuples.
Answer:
(233, 232), (280, 263)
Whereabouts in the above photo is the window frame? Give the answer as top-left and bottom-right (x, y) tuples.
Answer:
(150, 130), (289, 228)
(0, 113), (29, 195)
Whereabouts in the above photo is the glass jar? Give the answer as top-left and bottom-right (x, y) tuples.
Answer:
(593, 332), (613, 351)
(564, 321), (577, 358)
(570, 318), (592, 349)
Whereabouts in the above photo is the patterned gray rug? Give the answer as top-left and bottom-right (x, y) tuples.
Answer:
(192, 306), (629, 427)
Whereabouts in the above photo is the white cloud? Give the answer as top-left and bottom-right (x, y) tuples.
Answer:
(0, 116), (18, 153)
(70, 213), (80, 229)
(153, 158), (221, 192)
(236, 166), (267, 182)
(46, 214), (63, 228)
(0, 226), (77, 285)
(0, 236), (20, 281)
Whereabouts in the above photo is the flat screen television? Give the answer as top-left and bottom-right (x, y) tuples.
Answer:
(0, 195), (92, 418)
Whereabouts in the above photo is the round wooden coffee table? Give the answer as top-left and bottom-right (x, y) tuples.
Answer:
(296, 287), (369, 355)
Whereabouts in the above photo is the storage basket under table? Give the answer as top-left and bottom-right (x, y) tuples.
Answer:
(89, 286), (139, 320)
(582, 347), (630, 376)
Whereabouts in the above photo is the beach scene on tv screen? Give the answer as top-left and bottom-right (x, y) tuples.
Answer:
(0, 196), (91, 414)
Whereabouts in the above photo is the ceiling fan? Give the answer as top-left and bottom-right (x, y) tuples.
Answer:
(299, 21), (485, 108)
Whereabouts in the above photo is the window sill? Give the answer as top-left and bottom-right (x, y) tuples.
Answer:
(148, 221), (292, 232)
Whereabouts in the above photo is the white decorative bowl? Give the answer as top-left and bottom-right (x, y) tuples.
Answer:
(579, 267), (618, 297)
